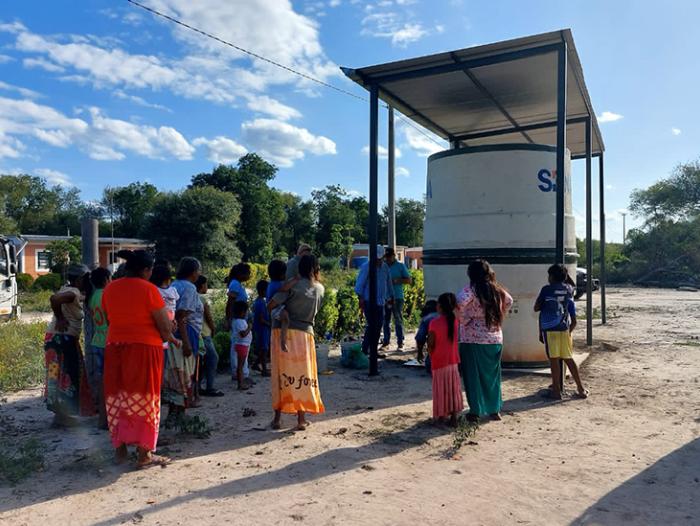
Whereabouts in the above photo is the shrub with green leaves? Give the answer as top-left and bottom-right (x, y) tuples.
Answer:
(16, 273), (34, 291)
(32, 272), (62, 291)
(0, 321), (45, 392)
(314, 288), (338, 340)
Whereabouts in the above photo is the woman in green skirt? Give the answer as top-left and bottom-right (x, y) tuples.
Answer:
(456, 260), (513, 422)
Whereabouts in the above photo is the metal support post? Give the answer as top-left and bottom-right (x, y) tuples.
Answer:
(555, 42), (567, 391)
(388, 106), (397, 251)
(585, 117), (593, 346)
(599, 153), (607, 324)
(368, 84), (380, 376)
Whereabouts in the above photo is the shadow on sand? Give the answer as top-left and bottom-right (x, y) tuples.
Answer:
(571, 437), (700, 525)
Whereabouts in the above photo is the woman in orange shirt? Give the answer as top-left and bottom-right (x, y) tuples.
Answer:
(102, 250), (179, 469)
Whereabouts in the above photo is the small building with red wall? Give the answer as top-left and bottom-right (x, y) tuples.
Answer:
(18, 235), (151, 278)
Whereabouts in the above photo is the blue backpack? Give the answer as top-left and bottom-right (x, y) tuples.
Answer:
(539, 287), (571, 332)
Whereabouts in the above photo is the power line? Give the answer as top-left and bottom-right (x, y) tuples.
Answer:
(126, 0), (445, 149)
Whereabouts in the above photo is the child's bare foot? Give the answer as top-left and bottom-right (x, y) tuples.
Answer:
(575, 388), (589, 399)
(295, 421), (308, 431)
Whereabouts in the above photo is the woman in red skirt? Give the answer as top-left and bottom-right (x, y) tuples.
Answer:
(102, 249), (178, 469)
(427, 292), (464, 427)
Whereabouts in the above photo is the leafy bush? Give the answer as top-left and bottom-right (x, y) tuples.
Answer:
(0, 437), (45, 485)
(403, 269), (425, 329)
(319, 256), (340, 273)
(32, 273), (62, 291)
(314, 289), (338, 340)
(16, 273), (34, 291)
(0, 321), (45, 392)
(213, 331), (231, 370)
(334, 285), (363, 338)
(19, 290), (52, 313)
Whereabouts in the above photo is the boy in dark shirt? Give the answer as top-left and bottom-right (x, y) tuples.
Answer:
(534, 264), (589, 400)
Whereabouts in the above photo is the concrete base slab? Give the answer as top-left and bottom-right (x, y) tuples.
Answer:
(502, 352), (590, 376)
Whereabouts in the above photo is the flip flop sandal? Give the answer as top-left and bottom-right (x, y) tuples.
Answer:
(137, 454), (171, 470)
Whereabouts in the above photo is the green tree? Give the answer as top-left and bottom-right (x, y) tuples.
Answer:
(146, 187), (242, 269)
(46, 237), (82, 275)
(630, 160), (700, 222)
(0, 175), (83, 234)
(102, 182), (159, 238)
(277, 192), (317, 256)
(313, 185), (366, 252)
(191, 154), (282, 262)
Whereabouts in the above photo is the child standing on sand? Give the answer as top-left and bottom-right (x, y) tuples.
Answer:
(231, 301), (252, 390)
(427, 293), (463, 426)
(266, 259), (294, 352)
(253, 279), (271, 377)
(534, 264), (589, 400)
(415, 299), (438, 364)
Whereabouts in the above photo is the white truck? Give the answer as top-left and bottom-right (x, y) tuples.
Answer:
(0, 235), (21, 320)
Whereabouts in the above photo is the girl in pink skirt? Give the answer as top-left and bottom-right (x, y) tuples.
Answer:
(427, 292), (464, 426)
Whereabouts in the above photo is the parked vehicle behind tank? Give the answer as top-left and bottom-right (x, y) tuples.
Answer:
(0, 236), (20, 320)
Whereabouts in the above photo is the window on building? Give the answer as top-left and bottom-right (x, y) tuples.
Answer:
(36, 250), (52, 271)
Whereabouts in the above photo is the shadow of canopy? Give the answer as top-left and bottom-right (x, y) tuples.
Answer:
(571, 438), (700, 525)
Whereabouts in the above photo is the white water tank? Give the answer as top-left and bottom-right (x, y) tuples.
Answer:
(423, 144), (576, 367)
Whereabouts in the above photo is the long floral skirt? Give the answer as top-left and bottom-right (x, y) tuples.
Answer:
(432, 363), (464, 419)
(104, 342), (164, 451)
(44, 333), (95, 417)
(162, 340), (195, 408)
(270, 328), (325, 415)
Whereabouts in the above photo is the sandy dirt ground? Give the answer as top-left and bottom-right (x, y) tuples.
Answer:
(1, 287), (698, 526)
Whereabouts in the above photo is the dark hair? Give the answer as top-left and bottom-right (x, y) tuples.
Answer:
(225, 262), (251, 285)
(195, 275), (208, 291)
(267, 260), (287, 282)
(467, 259), (508, 330)
(90, 267), (111, 289)
(437, 292), (457, 342)
(150, 264), (172, 287)
(384, 247), (396, 257)
(298, 254), (319, 280)
(421, 300), (438, 318)
(233, 300), (248, 318)
(176, 257), (201, 280)
(256, 279), (269, 296)
(548, 263), (568, 284)
(117, 249), (154, 276)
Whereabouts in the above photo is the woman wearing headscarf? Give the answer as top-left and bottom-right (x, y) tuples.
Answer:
(268, 254), (325, 431)
(45, 263), (95, 426)
(457, 259), (513, 422)
(102, 250), (178, 468)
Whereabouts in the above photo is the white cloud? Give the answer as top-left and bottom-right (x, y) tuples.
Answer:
(88, 107), (195, 160)
(400, 123), (445, 156)
(34, 167), (71, 186)
(361, 144), (402, 159)
(193, 136), (247, 164)
(0, 81), (41, 99)
(23, 57), (65, 72)
(361, 11), (432, 46)
(241, 118), (336, 167)
(0, 54), (13, 64)
(0, 95), (195, 161)
(113, 90), (171, 112)
(396, 166), (410, 177)
(244, 94), (301, 120)
(597, 111), (623, 123)
(329, 0), (342, 6)
(671, 127), (682, 136)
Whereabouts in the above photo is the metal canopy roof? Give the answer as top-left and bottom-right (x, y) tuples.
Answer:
(342, 29), (604, 157)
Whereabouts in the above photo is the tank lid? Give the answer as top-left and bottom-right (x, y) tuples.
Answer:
(428, 143), (558, 163)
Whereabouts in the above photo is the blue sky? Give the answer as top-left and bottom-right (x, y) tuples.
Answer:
(0, 0), (698, 243)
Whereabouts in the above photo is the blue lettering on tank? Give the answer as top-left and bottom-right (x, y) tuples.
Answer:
(538, 169), (554, 192)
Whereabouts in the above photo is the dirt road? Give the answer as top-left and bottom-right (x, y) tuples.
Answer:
(1, 287), (698, 525)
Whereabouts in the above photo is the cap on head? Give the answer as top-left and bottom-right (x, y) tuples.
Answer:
(297, 243), (312, 256)
(384, 247), (395, 258)
(67, 263), (89, 280)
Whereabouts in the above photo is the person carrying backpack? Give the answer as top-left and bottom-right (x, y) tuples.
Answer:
(534, 264), (589, 400)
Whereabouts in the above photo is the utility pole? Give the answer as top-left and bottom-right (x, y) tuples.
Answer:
(387, 106), (396, 251)
(621, 212), (627, 245)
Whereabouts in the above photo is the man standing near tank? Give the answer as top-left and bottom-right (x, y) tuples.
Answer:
(286, 243), (313, 279)
(355, 246), (395, 356)
(381, 247), (411, 350)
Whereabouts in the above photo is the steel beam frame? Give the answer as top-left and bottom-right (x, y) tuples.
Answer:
(368, 84), (380, 376)
(599, 153), (607, 324)
(585, 117), (593, 346)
